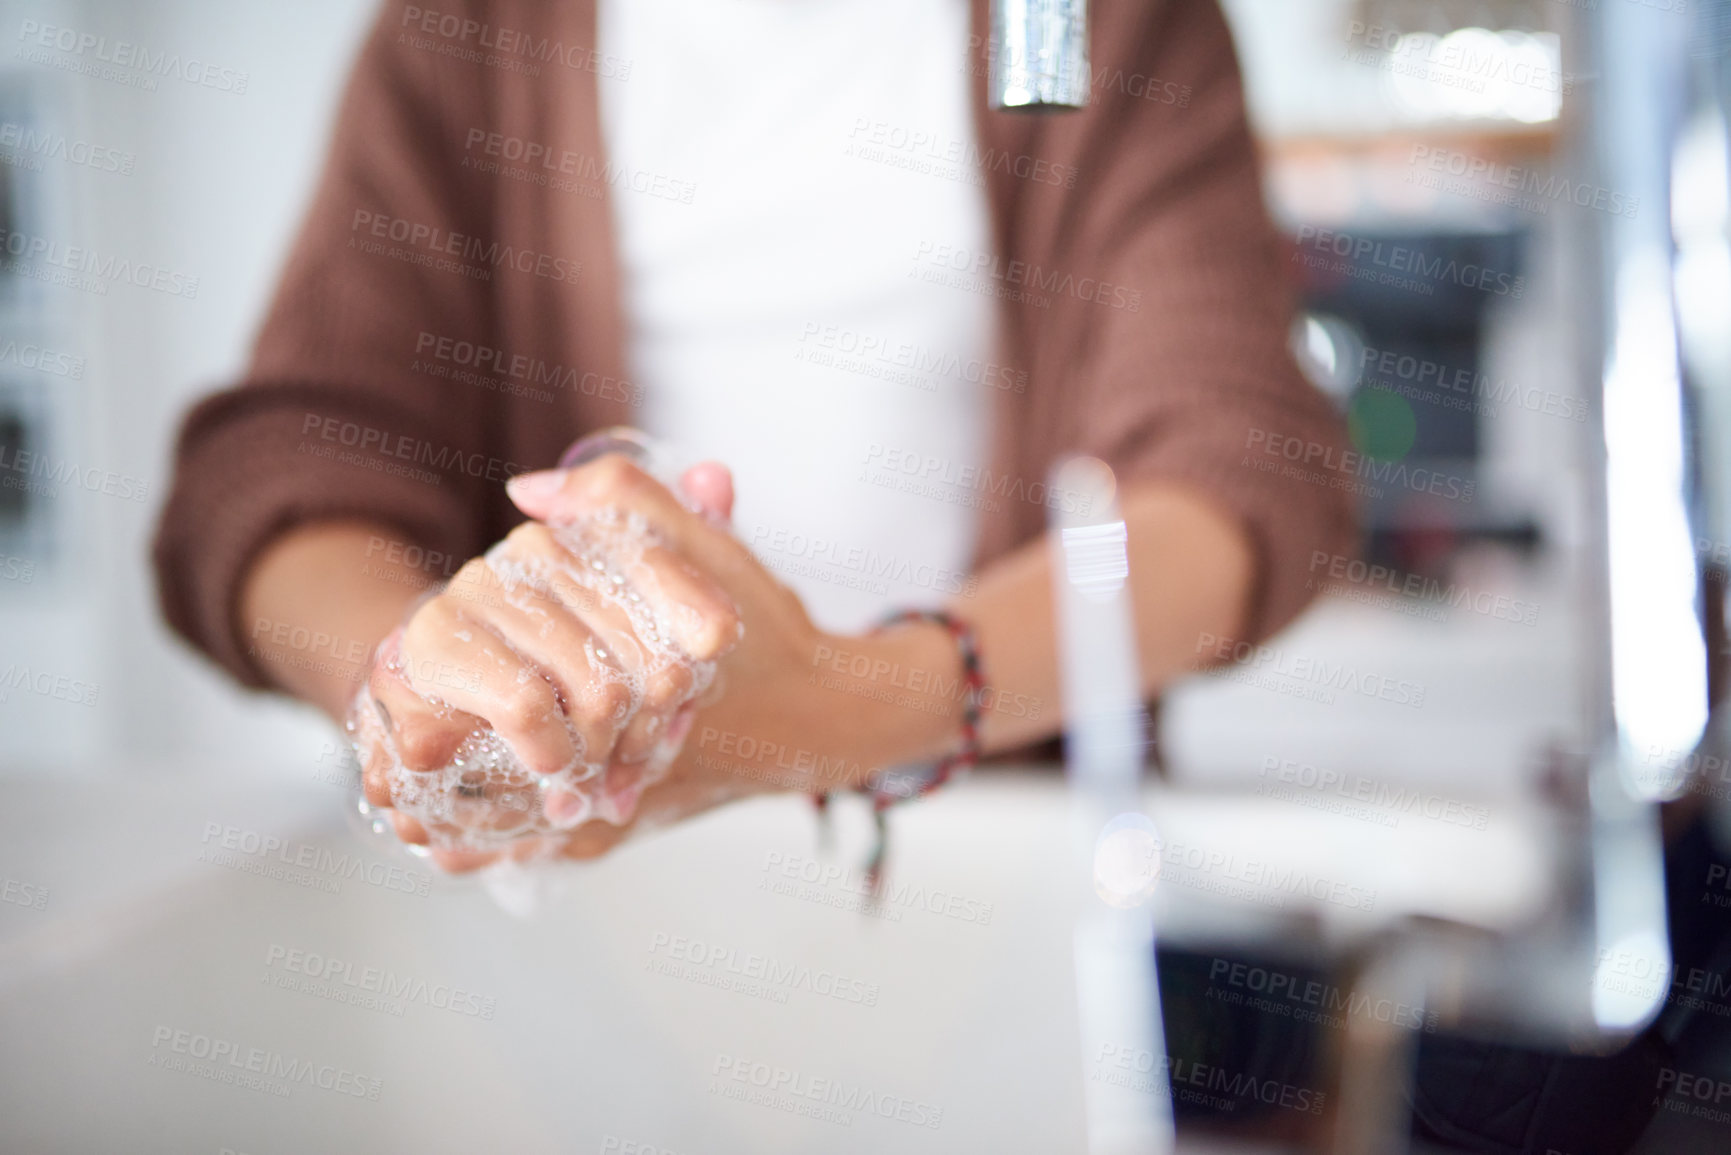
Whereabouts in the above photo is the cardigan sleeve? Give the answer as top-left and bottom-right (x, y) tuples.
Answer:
(152, 0), (506, 689)
(993, 0), (1359, 642)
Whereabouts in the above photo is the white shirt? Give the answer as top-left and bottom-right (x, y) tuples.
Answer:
(598, 0), (994, 633)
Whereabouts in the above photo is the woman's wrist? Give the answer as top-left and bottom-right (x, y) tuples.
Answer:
(805, 619), (968, 788)
(240, 520), (426, 719)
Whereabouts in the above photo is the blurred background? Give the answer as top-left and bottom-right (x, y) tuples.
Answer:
(0, 0), (378, 771)
(1, 0), (1727, 1152)
(0, 0), (1593, 788)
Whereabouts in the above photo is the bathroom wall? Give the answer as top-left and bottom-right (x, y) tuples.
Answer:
(0, 0), (1588, 798)
(0, 0), (375, 773)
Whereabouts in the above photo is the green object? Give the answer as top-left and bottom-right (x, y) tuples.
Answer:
(1348, 388), (1417, 462)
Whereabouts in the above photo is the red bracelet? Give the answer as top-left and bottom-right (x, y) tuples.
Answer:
(813, 609), (986, 891)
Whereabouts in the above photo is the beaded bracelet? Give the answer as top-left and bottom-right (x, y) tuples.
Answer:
(814, 609), (986, 892)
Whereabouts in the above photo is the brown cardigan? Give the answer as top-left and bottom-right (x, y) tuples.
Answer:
(153, 0), (1355, 689)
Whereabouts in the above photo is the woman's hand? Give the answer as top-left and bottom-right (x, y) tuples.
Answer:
(361, 451), (965, 872)
(356, 455), (750, 870)
(486, 456), (966, 865)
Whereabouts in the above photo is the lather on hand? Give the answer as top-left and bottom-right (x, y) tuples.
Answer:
(354, 455), (745, 871)
(355, 452), (965, 874)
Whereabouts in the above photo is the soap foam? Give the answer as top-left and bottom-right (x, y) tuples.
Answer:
(347, 507), (721, 861)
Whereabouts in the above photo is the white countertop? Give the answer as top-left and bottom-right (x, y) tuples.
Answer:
(0, 764), (1563, 1154)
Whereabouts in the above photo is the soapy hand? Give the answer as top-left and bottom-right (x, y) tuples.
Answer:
(483, 456), (960, 869)
(351, 454), (752, 871)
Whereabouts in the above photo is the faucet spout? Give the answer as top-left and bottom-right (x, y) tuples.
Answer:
(989, 0), (1090, 112)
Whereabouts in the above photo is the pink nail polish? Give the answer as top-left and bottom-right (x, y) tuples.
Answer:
(610, 779), (646, 820)
(543, 788), (590, 829)
(507, 470), (564, 504)
(665, 706), (698, 746)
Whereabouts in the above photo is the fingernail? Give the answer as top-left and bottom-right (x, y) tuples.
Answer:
(543, 787), (591, 829)
(507, 470), (564, 504)
(607, 779), (646, 823)
(665, 706), (698, 747)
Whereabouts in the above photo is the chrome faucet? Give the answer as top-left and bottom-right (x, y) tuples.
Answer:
(990, 0), (1090, 111)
